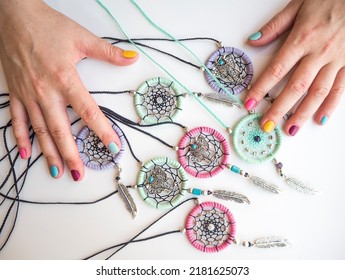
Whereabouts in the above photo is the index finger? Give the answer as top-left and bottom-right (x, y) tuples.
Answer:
(244, 40), (304, 110)
(64, 70), (121, 155)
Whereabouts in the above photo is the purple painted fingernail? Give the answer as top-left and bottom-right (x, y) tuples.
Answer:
(71, 170), (80, 181)
(288, 125), (299, 136)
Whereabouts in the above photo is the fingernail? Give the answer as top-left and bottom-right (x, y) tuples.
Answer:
(108, 142), (119, 154)
(320, 115), (328, 125)
(50, 165), (59, 178)
(19, 148), (27, 159)
(71, 170), (80, 182)
(248, 31), (262, 41)
(245, 99), (257, 110)
(288, 125), (299, 136)
(263, 120), (275, 133)
(122, 50), (138, 59)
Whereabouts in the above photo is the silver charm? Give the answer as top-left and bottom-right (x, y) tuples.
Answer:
(189, 135), (216, 164)
(195, 92), (241, 108)
(212, 190), (250, 204)
(117, 183), (137, 219)
(146, 166), (175, 194)
(248, 175), (281, 194)
(284, 176), (318, 195)
(253, 236), (290, 248)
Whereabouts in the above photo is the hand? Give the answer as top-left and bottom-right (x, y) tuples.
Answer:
(0, 0), (138, 181)
(245, 0), (345, 135)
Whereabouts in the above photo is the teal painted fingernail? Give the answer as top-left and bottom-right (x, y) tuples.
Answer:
(50, 165), (59, 178)
(321, 116), (329, 125)
(108, 142), (119, 154)
(248, 31), (262, 41)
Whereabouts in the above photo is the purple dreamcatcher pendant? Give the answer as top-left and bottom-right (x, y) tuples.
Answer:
(205, 47), (253, 95)
(76, 124), (126, 170)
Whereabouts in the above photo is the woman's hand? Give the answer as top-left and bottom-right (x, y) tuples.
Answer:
(245, 0), (345, 135)
(0, 0), (138, 181)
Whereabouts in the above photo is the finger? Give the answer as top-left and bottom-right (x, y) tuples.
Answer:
(39, 94), (84, 182)
(315, 66), (345, 125)
(247, 0), (302, 45)
(260, 55), (323, 133)
(9, 96), (32, 159)
(64, 68), (122, 155)
(284, 64), (338, 135)
(244, 40), (305, 111)
(83, 36), (138, 66)
(26, 100), (64, 179)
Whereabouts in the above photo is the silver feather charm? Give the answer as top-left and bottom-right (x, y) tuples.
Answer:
(212, 190), (250, 204)
(248, 175), (281, 194)
(284, 176), (318, 195)
(254, 236), (290, 248)
(117, 183), (137, 219)
(196, 92), (241, 108)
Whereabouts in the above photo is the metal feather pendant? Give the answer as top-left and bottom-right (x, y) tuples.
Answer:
(117, 183), (137, 219)
(253, 236), (290, 248)
(284, 176), (318, 195)
(212, 190), (250, 204)
(248, 175), (281, 194)
(195, 92), (241, 108)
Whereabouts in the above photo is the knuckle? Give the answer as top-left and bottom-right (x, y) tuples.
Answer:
(330, 86), (345, 98)
(54, 67), (77, 92)
(64, 156), (80, 168)
(289, 80), (308, 96)
(33, 125), (49, 138)
(49, 127), (68, 142)
(78, 104), (101, 126)
(267, 62), (285, 80)
(268, 108), (285, 120)
(311, 86), (329, 99)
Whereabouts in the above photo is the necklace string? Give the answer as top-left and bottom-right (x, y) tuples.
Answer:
(95, 0), (232, 129)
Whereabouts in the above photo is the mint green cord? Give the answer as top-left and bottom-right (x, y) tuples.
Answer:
(129, 0), (242, 107)
(96, 0), (229, 129)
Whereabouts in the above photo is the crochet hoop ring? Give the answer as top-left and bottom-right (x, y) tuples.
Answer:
(177, 126), (230, 178)
(136, 157), (188, 209)
(232, 113), (282, 163)
(134, 77), (184, 124)
(185, 201), (236, 253)
(205, 47), (253, 95)
(76, 124), (126, 170)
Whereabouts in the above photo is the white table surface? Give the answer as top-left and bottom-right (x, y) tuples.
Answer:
(0, 0), (344, 260)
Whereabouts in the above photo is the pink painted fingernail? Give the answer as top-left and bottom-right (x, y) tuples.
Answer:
(19, 148), (27, 159)
(289, 125), (299, 136)
(71, 170), (80, 181)
(245, 99), (257, 110)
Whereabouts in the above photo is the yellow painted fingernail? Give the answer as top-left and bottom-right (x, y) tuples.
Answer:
(263, 120), (275, 133)
(122, 50), (138, 58)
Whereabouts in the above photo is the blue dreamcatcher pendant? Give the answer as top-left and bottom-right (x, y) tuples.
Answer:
(230, 113), (318, 195)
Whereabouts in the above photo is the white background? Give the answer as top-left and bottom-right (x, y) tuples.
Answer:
(0, 0), (345, 260)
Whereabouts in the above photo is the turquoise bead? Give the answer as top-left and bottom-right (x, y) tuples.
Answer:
(230, 165), (241, 174)
(148, 176), (155, 183)
(191, 188), (202, 196)
(191, 144), (197, 150)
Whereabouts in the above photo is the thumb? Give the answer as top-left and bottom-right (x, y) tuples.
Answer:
(83, 36), (139, 66)
(247, 0), (302, 46)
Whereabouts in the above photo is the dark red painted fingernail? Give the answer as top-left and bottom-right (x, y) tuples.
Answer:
(71, 170), (80, 181)
(289, 125), (299, 136)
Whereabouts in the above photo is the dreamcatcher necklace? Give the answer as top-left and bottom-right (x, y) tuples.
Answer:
(96, 0), (318, 195)
(98, 105), (288, 196)
(103, 36), (253, 98)
(85, 197), (289, 259)
(76, 109), (251, 220)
